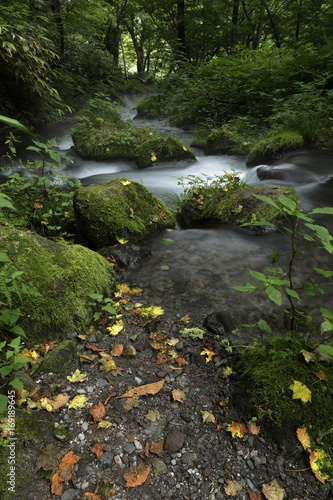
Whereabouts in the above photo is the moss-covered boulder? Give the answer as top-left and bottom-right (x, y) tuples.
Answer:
(180, 186), (295, 229)
(0, 227), (115, 343)
(136, 136), (196, 168)
(204, 128), (251, 156)
(136, 94), (168, 118)
(36, 339), (77, 375)
(247, 130), (303, 167)
(73, 177), (176, 248)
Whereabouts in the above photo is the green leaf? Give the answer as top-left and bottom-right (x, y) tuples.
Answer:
(0, 115), (31, 133)
(265, 285), (282, 305)
(248, 269), (267, 282)
(0, 252), (11, 262)
(285, 288), (301, 301)
(311, 207), (333, 215)
(305, 223), (333, 253)
(278, 194), (297, 212)
(319, 345), (333, 357)
(252, 194), (279, 209)
(233, 283), (257, 293)
(314, 268), (333, 278)
(9, 377), (23, 390)
(321, 320), (333, 334)
(320, 308), (333, 320)
(0, 194), (15, 211)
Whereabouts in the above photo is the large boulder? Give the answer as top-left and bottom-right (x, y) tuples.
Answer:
(0, 227), (115, 343)
(246, 130), (303, 167)
(73, 178), (176, 249)
(135, 136), (196, 168)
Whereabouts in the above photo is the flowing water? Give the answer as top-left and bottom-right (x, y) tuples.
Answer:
(5, 94), (333, 340)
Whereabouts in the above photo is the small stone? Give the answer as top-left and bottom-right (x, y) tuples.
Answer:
(96, 378), (108, 387)
(98, 452), (114, 469)
(60, 488), (78, 500)
(203, 467), (211, 477)
(81, 481), (89, 489)
(164, 429), (185, 454)
(157, 371), (167, 378)
(181, 452), (198, 466)
(134, 439), (143, 451)
(123, 443), (136, 454)
(152, 457), (167, 473)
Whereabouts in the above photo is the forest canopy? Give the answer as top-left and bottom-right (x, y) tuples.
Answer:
(0, 0), (333, 127)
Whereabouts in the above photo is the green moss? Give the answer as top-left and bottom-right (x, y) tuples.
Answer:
(233, 336), (333, 459)
(180, 186), (294, 228)
(136, 136), (196, 168)
(205, 127), (251, 156)
(37, 339), (77, 375)
(73, 177), (176, 248)
(0, 228), (116, 342)
(247, 130), (303, 166)
(190, 129), (210, 149)
(136, 95), (167, 118)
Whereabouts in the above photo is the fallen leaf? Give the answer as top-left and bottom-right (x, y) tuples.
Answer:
(314, 369), (326, 380)
(219, 398), (229, 407)
(67, 369), (87, 383)
(90, 402), (106, 422)
(116, 236), (128, 244)
(40, 340), (58, 354)
(227, 422), (246, 438)
(120, 180), (131, 185)
(221, 366), (233, 378)
(289, 380), (312, 403)
(300, 349), (316, 363)
(249, 493), (265, 500)
(309, 448), (332, 483)
(201, 347), (218, 362)
(201, 410), (215, 424)
(35, 442), (64, 471)
(180, 327), (205, 339)
(111, 344), (123, 357)
(123, 462), (150, 487)
(296, 426), (312, 451)
(120, 379), (165, 398)
(99, 352), (117, 372)
(89, 442), (106, 459)
(172, 389), (186, 403)
(81, 493), (103, 499)
(180, 314), (190, 323)
(51, 451), (80, 496)
(150, 441), (164, 456)
(68, 395), (88, 410)
(145, 409), (160, 422)
(97, 420), (113, 429)
(51, 394), (70, 411)
(175, 356), (186, 366)
(224, 479), (243, 496)
(107, 320), (124, 336)
(216, 424), (223, 432)
(262, 478), (285, 500)
(21, 349), (39, 364)
(111, 367), (123, 376)
(247, 421), (260, 435)
(123, 397), (141, 410)
(85, 344), (104, 352)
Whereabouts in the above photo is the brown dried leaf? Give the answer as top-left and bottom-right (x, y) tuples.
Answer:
(262, 479), (286, 500)
(150, 441), (164, 457)
(51, 451), (80, 496)
(247, 421), (260, 435)
(224, 479), (243, 496)
(120, 379), (165, 398)
(111, 344), (124, 357)
(89, 442), (106, 459)
(172, 389), (186, 403)
(90, 402), (106, 422)
(123, 397), (140, 410)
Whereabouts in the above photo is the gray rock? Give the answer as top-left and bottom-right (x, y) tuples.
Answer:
(60, 489), (79, 500)
(98, 452), (114, 469)
(181, 452), (198, 466)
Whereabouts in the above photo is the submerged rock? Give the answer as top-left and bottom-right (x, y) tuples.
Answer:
(246, 130), (303, 167)
(0, 227), (115, 343)
(73, 177), (176, 249)
(98, 244), (152, 268)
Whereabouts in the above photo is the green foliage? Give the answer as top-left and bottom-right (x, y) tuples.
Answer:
(234, 194), (333, 337)
(0, 136), (81, 239)
(88, 294), (117, 322)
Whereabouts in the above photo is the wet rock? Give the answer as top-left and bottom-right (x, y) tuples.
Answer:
(98, 244), (152, 268)
(256, 166), (284, 181)
(37, 339), (77, 375)
(164, 429), (185, 454)
(60, 489), (79, 500)
(203, 311), (233, 336)
(98, 452), (114, 469)
(182, 452), (198, 466)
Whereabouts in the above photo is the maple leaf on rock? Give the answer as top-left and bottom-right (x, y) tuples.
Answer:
(262, 478), (285, 500)
(201, 410), (215, 423)
(89, 442), (106, 459)
(67, 368), (87, 383)
(68, 395), (88, 410)
(90, 402), (106, 422)
(172, 389), (186, 403)
(289, 380), (312, 403)
(119, 379), (165, 398)
(51, 451), (80, 496)
(227, 422), (246, 438)
(296, 425), (312, 451)
(224, 479), (243, 496)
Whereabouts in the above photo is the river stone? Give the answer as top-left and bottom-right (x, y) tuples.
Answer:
(0, 227), (115, 343)
(73, 178), (176, 249)
(98, 244), (152, 268)
(164, 429), (185, 454)
(203, 311), (233, 336)
(256, 166), (284, 181)
(37, 340), (77, 375)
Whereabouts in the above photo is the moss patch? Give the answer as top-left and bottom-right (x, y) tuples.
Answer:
(136, 94), (168, 118)
(232, 336), (333, 461)
(180, 186), (294, 228)
(247, 130), (303, 166)
(204, 127), (251, 156)
(136, 136), (196, 168)
(0, 228), (116, 343)
(73, 177), (176, 248)
(36, 340), (77, 375)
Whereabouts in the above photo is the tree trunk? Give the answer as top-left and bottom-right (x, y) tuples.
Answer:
(295, 0), (303, 46)
(51, 0), (65, 54)
(254, 0), (265, 49)
(177, 0), (186, 56)
(262, 0), (280, 48)
(231, 0), (240, 53)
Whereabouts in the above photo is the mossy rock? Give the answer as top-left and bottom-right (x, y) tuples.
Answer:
(180, 186), (294, 228)
(247, 130), (303, 167)
(204, 127), (251, 156)
(73, 177), (176, 248)
(232, 336), (333, 461)
(36, 339), (77, 375)
(190, 129), (211, 149)
(135, 136), (196, 168)
(136, 95), (167, 118)
(0, 227), (115, 343)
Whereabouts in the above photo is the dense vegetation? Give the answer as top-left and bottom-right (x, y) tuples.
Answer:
(1, 0), (333, 485)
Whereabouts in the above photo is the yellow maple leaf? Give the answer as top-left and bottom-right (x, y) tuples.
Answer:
(116, 236), (128, 244)
(221, 366), (233, 378)
(296, 426), (312, 451)
(200, 347), (217, 362)
(201, 410), (215, 423)
(120, 180), (131, 185)
(99, 352), (117, 372)
(67, 369), (87, 383)
(21, 349), (39, 364)
(289, 380), (312, 403)
(262, 479), (286, 500)
(107, 320), (124, 336)
(227, 422), (246, 438)
(68, 395), (88, 410)
(97, 420), (113, 429)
